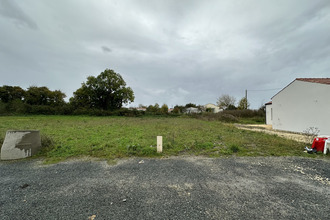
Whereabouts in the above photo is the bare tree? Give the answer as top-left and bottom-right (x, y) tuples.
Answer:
(217, 94), (236, 110)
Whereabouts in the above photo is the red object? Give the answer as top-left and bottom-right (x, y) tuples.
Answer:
(311, 137), (328, 152)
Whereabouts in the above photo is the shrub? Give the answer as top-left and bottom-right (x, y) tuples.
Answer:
(219, 114), (238, 123)
(229, 144), (240, 153)
(303, 127), (320, 144)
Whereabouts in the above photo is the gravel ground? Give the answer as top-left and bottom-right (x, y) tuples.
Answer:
(0, 157), (329, 220)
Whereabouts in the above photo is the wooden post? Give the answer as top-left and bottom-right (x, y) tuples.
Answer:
(157, 136), (163, 153)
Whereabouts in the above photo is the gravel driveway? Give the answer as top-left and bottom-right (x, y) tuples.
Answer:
(1, 157), (329, 219)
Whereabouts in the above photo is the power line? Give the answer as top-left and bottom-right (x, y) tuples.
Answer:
(245, 88), (281, 108)
(247, 88), (282, 92)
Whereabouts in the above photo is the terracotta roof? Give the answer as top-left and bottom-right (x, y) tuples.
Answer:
(296, 78), (330, 85)
(271, 78), (330, 99)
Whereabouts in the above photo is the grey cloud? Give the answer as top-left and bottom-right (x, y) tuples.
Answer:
(1, 0), (330, 109)
(101, 46), (112, 53)
(0, 0), (38, 30)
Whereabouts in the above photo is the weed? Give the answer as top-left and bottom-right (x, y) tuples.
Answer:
(229, 144), (240, 153)
(41, 135), (55, 148)
(303, 127), (320, 144)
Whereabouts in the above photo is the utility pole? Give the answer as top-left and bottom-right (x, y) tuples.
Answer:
(245, 89), (248, 109)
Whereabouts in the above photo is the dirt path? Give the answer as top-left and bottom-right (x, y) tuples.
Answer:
(235, 124), (308, 143)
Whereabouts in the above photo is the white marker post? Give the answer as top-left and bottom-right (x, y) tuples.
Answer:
(157, 136), (163, 153)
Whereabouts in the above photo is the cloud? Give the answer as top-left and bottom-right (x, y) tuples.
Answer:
(0, 0), (38, 30)
(101, 46), (112, 53)
(1, 0), (330, 109)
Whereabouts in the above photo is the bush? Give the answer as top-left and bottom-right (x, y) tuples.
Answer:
(190, 109), (265, 123)
(190, 112), (239, 123)
(219, 114), (239, 123)
(222, 109), (265, 118)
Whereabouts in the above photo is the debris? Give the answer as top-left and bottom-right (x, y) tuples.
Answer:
(138, 160), (144, 164)
(88, 215), (96, 220)
(20, 184), (29, 189)
(122, 199), (127, 202)
(304, 146), (317, 154)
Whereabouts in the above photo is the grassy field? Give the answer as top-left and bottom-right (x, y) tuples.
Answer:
(0, 115), (324, 162)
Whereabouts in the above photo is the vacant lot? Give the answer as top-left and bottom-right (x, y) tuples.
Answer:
(0, 116), (325, 162)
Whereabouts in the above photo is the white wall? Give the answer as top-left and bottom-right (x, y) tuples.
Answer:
(204, 104), (222, 113)
(265, 104), (272, 125)
(272, 80), (330, 134)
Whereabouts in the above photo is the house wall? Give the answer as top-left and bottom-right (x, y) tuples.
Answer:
(272, 80), (330, 134)
(204, 104), (221, 113)
(265, 104), (272, 125)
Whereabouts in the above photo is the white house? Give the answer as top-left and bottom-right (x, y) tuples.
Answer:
(266, 78), (330, 135)
(265, 101), (272, 125)
(204, 103), (222, 113)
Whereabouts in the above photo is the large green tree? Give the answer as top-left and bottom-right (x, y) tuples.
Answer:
(70, 69), (134, 110)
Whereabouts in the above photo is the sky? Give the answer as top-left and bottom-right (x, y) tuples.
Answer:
(1, 0), (330, 109)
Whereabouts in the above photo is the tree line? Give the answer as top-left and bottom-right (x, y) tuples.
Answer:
(1, 68), (264, 116)
(0, 69), (135, 115)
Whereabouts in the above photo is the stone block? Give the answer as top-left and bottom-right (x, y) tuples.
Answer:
(1, 130), (41, 160)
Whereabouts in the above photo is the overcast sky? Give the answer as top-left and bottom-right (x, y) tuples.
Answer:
(1, 0), (330, 109)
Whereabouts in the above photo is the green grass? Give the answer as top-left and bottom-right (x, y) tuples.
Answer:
(0, 115), (325, 162)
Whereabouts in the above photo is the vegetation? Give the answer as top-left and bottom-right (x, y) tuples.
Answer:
(70, 69), (134, 111)
(238, 97), (250, 110)
(0, 115), (321, 163)
(191, 109), (266, 124)
(303, 127), (320, 144)
(217, 94), (236, 110)
(0, 69), (135, 116)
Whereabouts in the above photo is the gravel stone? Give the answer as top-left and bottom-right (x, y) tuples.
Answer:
(0, 157), (329, 219)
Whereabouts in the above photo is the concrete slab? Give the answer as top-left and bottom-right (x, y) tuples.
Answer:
(1, 130), (41, 160)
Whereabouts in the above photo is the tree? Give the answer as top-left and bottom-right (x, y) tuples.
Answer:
(217, 94), (236, 110)
(172, 106), (181, 114)
(237, 97), (250, 110)
(160, 104), (169, 114)
(70, 69), (134, 110)
(25, 86), (66, 106)
(185, 103), (197, 108)
(0, 85), (25, 103)
(146, 103), (160, 114)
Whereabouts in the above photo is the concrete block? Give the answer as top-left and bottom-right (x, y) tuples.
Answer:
(1, 130), (41, 160)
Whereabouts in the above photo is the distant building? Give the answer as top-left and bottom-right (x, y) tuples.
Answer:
(185, 107), (200, 114)
(266, 78), (330, 134)
(131, 107), (146, 111)
(204, 103), (222, 113)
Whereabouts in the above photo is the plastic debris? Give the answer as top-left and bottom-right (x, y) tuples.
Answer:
(304, 146), (317, 154)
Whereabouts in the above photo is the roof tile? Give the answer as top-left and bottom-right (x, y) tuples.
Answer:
(296, 78), (330, 85)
